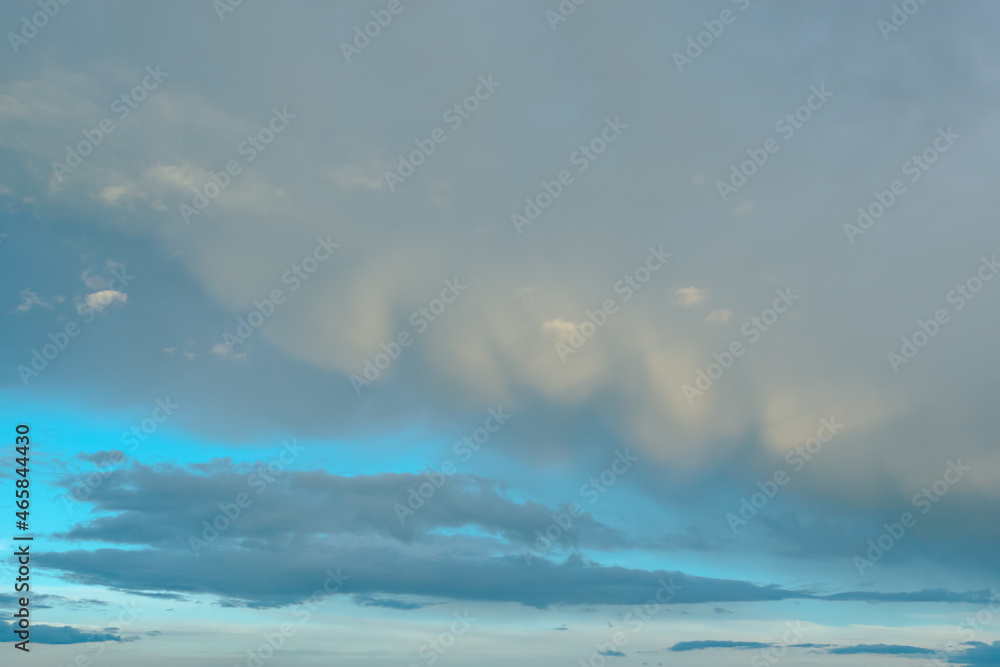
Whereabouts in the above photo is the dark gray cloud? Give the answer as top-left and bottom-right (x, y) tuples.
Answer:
(829, 643), (935, 655)
(37, 545), (814, 610)
(947, 641), (1000, 666)
(108, 589), (189, 601)
(37, 463), (824, 608)
(0, 620), (121, 644)
(77, 450), (125, 464)
(670, 639), (771, 651)
(0, 593), (108, 610)
(825, 589), (1000, 605)
(352, 595), (429, 610)
(54, 461), (628, 552)
(36, 461), (1000, 610)
(665, 639), (947, 660)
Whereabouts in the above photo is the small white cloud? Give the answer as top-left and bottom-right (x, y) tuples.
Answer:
(162, 347), (177, 354)
(81, 270), (107, 290)
(139, 162), (287, 213)
(211, 342), (247, 361)
(735, 203), (753, 215)
(182, 351), (196, 361)
(147, 163), (203, 192)
(542, 318), (578, 344)
(672, 287), (709, 307)
(692, 173), (707, 185)
(14, 289), (49, 312)
(706, 309), (732, 323)
(83, 290), (127, 312)
(99, 184), (134, 205)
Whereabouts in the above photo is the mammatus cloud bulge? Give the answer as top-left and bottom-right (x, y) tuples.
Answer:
(4, 45), (987, 488)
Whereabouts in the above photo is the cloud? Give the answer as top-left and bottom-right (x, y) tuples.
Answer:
(823, 589), (1000, 605)
(945, 641), (1000, 665)
(210, 342), (246, 361)
(83, 290), (127, 312)
(663, 639), (956, 659)
(99, 184), (136, 205)
(542, 318), (578, 343)
(81, 270), (107, 290)
(828, 643), (935, 655)
(147, 163), (203, 192)
(670, 640), (771, 651)
(37, 461), (990, 611)
(671, 287), (709, 307)
(0, 620), (122, 644)
(352, 595), (428, 610)
(34, 461), (832, 609)
(6, 32), (998, 536)
(36, 544), (818, 610)
(13, 288), (49, 312)
(4, 3), (1000, 647)
(0, 593), (108, 610)
(705, 309), (731, 322)
(77, 450), (125, 465)
(51, 461), (631, 554)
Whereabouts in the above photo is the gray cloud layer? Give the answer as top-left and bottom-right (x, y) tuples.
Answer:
(34, 462), (998, 611)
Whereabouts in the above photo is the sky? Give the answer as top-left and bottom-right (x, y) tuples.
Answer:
(1, 0), (1000, 665)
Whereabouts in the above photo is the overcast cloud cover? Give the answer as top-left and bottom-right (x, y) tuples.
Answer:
(1, 0), (1000, 665)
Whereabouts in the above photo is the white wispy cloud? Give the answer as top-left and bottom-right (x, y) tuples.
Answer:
(83, 290), (127, 312)
(14, 288), (50, 312)
(672, 287), (709, 307)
